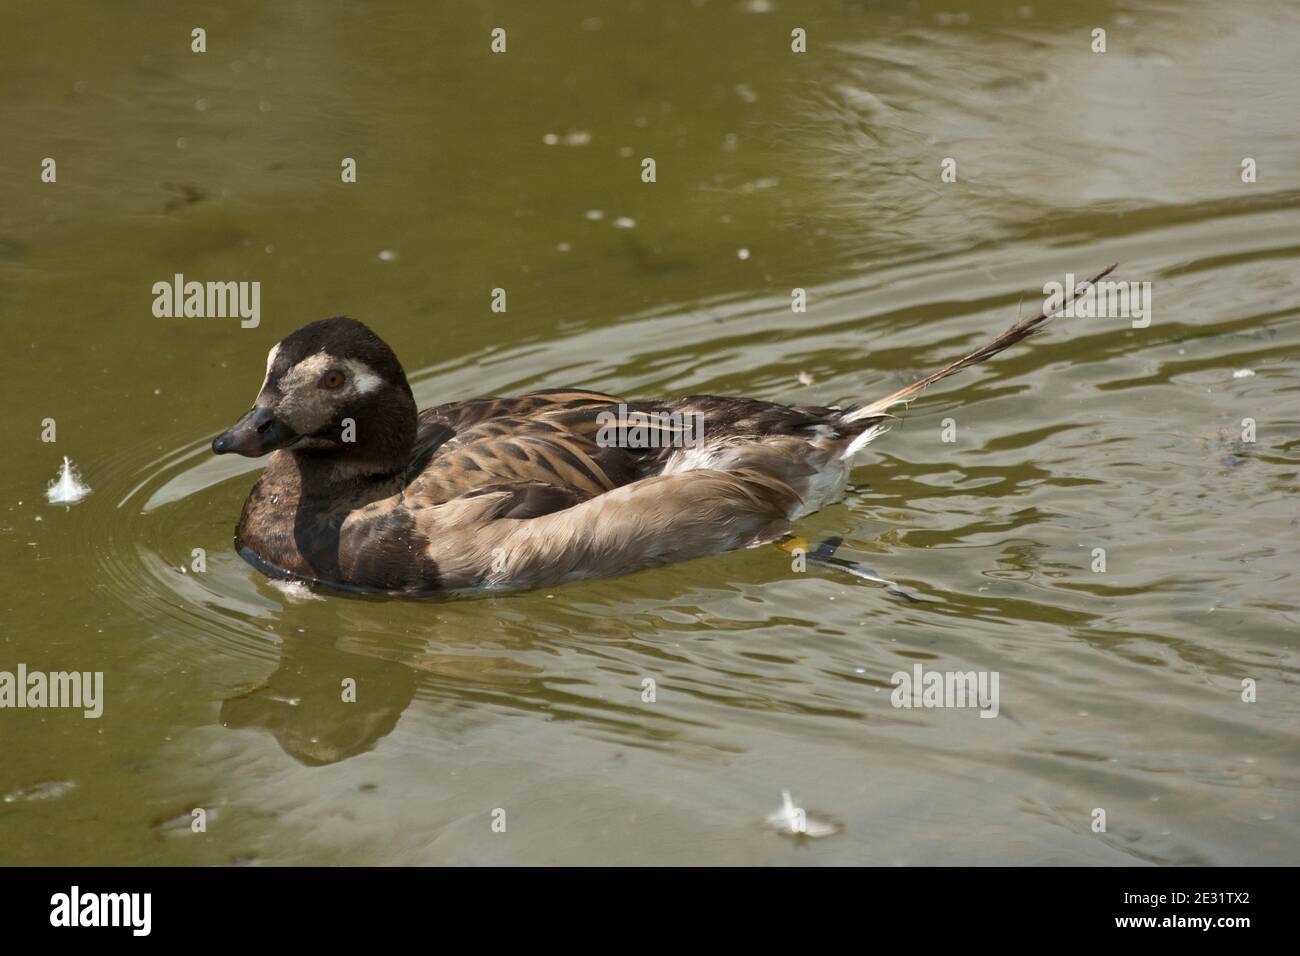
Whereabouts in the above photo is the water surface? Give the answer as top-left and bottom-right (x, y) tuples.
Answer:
(1, 0), (1298, 865)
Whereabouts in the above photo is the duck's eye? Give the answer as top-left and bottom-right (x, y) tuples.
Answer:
(320, 369), (346, 390)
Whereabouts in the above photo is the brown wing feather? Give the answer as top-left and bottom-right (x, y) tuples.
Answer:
(425, 389), (624, 428)
(410, 429), (629, 503)
(406, 386), (864, 517)
(457, 481), (591, 519)
(403, 382), (875, 544)
(404, 389), (638, 510)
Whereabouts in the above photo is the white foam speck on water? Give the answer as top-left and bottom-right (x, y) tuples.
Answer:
(45, 457), (91, 505)
(4, 780), (77, 803)
(765, 790), (839, 838)
(1233, 368), (1256, 378)
(544, 130), (591, 146)
(612, 216), (636, 229)
(271, 579), (323, 602)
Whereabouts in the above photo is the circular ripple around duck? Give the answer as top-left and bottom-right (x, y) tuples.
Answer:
(92, 435), (285, 667)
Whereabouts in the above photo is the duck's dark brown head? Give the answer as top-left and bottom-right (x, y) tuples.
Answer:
(212, 317), (417, 476)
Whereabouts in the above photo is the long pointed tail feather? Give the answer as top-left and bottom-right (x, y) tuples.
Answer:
(842, 263), (1117, 423)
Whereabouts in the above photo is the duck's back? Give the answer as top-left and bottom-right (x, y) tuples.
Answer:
(402, 387), (876, 518)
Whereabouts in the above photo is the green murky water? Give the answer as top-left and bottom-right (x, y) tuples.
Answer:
(2, 0), (1298, 865)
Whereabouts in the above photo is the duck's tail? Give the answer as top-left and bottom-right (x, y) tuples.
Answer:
(841, 263), (1118, 429)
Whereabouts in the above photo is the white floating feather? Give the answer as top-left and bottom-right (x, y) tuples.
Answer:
(45, 457), (92, 505)
(766, 790), (838, 838)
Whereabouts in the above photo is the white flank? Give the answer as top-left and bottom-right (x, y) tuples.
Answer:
(841, 421), (889, 460)
(660, 443), (732, 475)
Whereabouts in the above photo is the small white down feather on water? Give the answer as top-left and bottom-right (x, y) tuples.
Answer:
(45, 457), (92, 505)
(766, 790), (839, 838)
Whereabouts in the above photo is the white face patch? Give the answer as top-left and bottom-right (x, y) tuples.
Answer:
(265, 352), (388, 433)
(341, 359), (383, 395)
(276, 353), (383, 395)
(257, 343), (281, 399)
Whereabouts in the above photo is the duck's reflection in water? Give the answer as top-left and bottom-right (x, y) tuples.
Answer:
(218, 627), (544, 766)
(219, 633), (416, 765)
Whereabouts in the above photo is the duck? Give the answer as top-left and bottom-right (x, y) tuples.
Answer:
(212, 265), (1115, 595)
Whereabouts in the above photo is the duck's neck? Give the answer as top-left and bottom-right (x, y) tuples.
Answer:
(288, 449), (408, 504)
(285, 393), (417, 503)
(236, 410), (416, 582)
